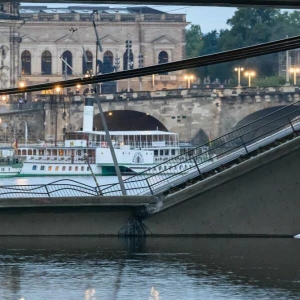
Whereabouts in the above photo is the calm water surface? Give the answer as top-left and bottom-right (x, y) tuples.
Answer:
(0, 176), (124, 187)
(0, 237), (299, 300)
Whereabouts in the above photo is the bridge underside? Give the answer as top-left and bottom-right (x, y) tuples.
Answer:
(17, 0), (300, 8)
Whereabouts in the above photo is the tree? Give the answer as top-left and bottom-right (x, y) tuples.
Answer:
(185, 8), (300, 84)
(186, 25), (203, 58)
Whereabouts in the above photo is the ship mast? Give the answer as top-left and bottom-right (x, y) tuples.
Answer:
(79, 13), (127, 195)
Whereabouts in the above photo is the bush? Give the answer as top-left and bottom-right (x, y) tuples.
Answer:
(252, 76), (286, 87)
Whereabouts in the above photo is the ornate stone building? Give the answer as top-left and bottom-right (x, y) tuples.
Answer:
(0, 3), (188, 93)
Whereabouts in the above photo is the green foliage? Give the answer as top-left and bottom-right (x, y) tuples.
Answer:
(252, 76), (287, 87)
(186, 25), (203, 58)
(185, 8), (300, 84)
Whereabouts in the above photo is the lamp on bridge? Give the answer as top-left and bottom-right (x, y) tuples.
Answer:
(76, 84), (81, 94)
(184, 74), (194, 89)
(234, 66), (244, 88)
(244, 71), (255, 87)
(19, 80), (27, 102)
(290, 67), (300, 85)
(1, 95), (6, 105)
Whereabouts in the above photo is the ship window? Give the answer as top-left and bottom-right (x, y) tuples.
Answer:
(75, 166), (78, 171)
(39, 149), (44, 155)
(28, 149), (32, 155)
(33, 149), (37, 155)
(40, 166), (45, 170)
(55, 166), (59, 171)
(59, 149), (64, 156)
(81, 166), (84, 171)
(69, 166), (72, 171)
(171, 149), (175, 155)
(165, 150), (169, 155)
(18, 150), (21, 155)
(48, 166), (52, 171)
(22, 149), (27, 155)
(52, 149), (57, 155)
(154, 150), (158, 156)
(1, 168), (4, 171)
(87, 166), (90, 171)
(160, 150), (163, 156)
(62, 166), (66, 171)
(32, 165), (37, 170)
(77, 150), (81, 156)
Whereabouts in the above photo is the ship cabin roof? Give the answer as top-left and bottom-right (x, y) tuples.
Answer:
(78, 130), (178, 136)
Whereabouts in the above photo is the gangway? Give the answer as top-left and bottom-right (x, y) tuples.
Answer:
(1, 100), (300, 198)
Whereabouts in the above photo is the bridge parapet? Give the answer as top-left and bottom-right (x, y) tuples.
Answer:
(98, 86), (300, 103)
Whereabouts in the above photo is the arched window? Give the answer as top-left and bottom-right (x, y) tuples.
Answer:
(21, 50), (31, 75)
(158, 51), (168, 75)
(62, 50), (72, 75)
(82, 50), (93, 75)
(104, 51), (114, 65)
(123, 51), (134, 70)
(41, 50), (52, 75)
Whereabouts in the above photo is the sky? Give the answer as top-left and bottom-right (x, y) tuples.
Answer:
(23, 3), (237, 33)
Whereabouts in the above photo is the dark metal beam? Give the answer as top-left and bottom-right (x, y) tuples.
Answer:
(4, 36), (300, 95)
(16, 0), (300, 8)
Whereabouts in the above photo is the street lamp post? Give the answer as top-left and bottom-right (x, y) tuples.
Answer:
(3, 123), (7, 144)
(54, 86), (61, 146)
(234, 66), (244, 88)
(114, 55), (120, 92)
(24, 121), (28, 146)
(126, 38), (132, 92)
(184, 74), (194, 89)
(290, 67), (300, 85)
(19, 120), (28, 146)
(19, 80), (27, 101)
(244, 71), (256, 87)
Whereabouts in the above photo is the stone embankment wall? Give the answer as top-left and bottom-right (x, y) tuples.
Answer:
(0, 103), (45, 144)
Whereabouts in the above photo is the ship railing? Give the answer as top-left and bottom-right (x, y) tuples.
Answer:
(94, 141), (178, 149)
(120, 141), (178, 148)
(98, 100), (300, 196)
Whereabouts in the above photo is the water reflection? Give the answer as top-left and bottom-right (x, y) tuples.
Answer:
(0, 237), (299, 299)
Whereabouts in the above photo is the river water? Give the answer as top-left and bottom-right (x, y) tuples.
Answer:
(0, 176), (125, 187)
(1, 178), (300, 299)
(0, 237), (299, 300)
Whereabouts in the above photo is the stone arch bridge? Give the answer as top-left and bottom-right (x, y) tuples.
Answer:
(0, 87), (299, 144)
(83, 86), (300, 144)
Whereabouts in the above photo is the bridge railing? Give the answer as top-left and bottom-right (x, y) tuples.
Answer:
(0, 102), (44, 113)
(0, 179), (109, 199)
(99, 99), (300, 196)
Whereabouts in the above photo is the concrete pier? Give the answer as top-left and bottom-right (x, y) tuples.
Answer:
(0, 196), (154, 236)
